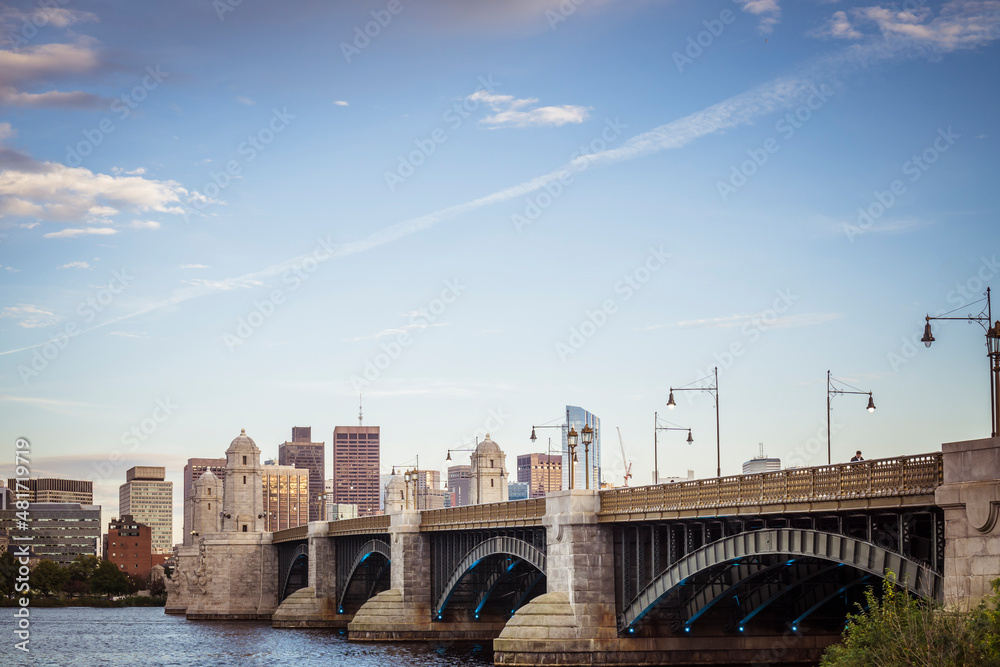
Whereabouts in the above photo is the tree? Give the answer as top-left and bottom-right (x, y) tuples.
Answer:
(0, 551), (17, 596)
(30, 559), (69, 596)
(821, 575), (1000, 667)
(90, 560), (132, 597)
(66, 554), (100, 595)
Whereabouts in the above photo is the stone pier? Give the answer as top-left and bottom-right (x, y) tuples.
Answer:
(935, 436), (1000, 609)
(272, 521), (352, 628)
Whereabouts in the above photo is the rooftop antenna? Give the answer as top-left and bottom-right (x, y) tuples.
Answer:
(358, 393), (363, 426)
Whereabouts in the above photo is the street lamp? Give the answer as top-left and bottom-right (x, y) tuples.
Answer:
(531, 420), (570, 492)
(827, 371), (876, 465)
(567, 427), (579, 489)
(581, 424), (595, 490)
(445, 442), (479, 504)
(667, 366), (721, 477)
(653, 412), (693, 484)
(922, 287), (1000, 437)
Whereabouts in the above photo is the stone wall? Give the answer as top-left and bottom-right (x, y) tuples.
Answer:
(181, 531), (278, 620)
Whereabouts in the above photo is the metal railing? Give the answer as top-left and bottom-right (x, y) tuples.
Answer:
(420, 497), (546, 530)
(599, 453), (943, 516)
(327, 514), (391, 536)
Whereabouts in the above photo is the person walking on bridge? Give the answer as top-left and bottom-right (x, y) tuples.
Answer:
(850, 450), (864, 462)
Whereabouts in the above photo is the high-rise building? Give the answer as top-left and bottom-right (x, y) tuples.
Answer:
(563, 406), (601, 490)
(119, 466), (173, 554)
(331, 425), (380, 516)
(412, 469), (445, 510)
(0, 503), (100, 564)
(508, 481), (530, 501)
(261, 461), (309, 531)
(6, 478), (93, 504)
(516, 453), (562, 498)
(278, 428), (325, 522)
(183, 458), (226, 545)
(105, 515), (155, 581)
(743, 456), (781, 474)
(447, 465), (473, 507)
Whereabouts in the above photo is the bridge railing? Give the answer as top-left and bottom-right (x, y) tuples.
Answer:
(420, 497), (546, 531)
(327, 514), (391, 536)
(599, 453), (943, 516)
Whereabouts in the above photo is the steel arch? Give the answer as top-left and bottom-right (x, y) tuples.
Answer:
(337, 539), (391, 612)
(618, 528), (941, 633)
(279, 543), (309, 601)
(433, 535), (546, 618)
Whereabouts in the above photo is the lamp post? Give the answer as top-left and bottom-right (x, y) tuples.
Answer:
(567, 427), (579, 489)
(581, 424), (595, 490)
(653, 412), (693, 484)
(922, 287), (1000, 437)
(827, 371), (876, 465)
(531, 420), (570, 492)
(667, 366), (721, 477)
(446, 441), (479, 504)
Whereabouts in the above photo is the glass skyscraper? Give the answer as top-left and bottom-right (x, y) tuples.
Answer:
(562, 405), (601, 490)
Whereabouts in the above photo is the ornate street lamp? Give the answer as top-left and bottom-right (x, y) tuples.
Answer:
(581, 424), (596, 490)
(922, 287), (1000, 437)
(530, 419), (571, 492)
(667, 366), (721, 477)
(567, 426), (579, 489)
(827, 371), (876, 465)
(653, 412), (693, 484)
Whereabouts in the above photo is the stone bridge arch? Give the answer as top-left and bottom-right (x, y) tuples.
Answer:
(433, 535), (546, 620)
(618, 528), (941, 634)
(278, 542), (308, 602)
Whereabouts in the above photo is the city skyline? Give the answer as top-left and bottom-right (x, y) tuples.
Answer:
(2, 1), (1000, 548)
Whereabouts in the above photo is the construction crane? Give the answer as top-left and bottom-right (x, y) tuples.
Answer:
(617, 427), (633, 487)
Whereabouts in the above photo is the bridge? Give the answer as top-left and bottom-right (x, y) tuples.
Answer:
(165, 436), (1000, 665)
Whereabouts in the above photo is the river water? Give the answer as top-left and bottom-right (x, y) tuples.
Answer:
(3, 607), (494, 666)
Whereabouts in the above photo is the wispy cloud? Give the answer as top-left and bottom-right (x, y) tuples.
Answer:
(644, 312), (841, 331)
(333, 100), (349, 107)
(108, 330), (148, 338)
(130, 220), (161, 230)
(469, 90), (590, 128)
(237, 95), (255, 106)
(43, 227), (117, 239)
(0, 39), (109, 109)
(813, 1), (1000, 49)
(0, 304), (59, 328)
(58, 261), (90, 269)
(734, 0), (782, 34)
(348, 321), (449, 342)
(179, 263), (209, 269)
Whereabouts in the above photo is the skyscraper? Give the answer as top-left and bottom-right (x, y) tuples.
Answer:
(118, 466), (173, 554)
(447, 465), (472, 507)
(7, 478), (93, 504)
(331, 425), (380, 516)
(261, 460), (309, 531)
(563, 405), (601, 490)
(278, 427), (325, 522)
(516, 453), (562, 498)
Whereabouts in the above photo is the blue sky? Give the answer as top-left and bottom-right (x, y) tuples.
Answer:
(1, 0), (998, 545)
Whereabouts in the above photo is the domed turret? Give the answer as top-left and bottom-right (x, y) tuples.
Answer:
(222, 428), (264, 533)
(384, 472), (407, 513)
(469, 434), (507, 505)
(191, 470), (223, 537)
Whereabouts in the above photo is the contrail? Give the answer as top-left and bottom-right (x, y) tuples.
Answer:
(0, 35), (958, 358)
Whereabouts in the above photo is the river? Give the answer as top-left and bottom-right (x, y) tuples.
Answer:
(3, 607), (494, 665)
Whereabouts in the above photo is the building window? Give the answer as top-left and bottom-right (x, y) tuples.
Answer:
(243, 475), (247, 485)
(242, 525), (247, 532)
(207, 488), (211, 495)
(208, 503), (211, 509)
(491, 479), (495, 488)
(243, 455), (247, 465)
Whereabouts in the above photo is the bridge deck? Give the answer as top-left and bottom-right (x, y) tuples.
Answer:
(420, 497), (545, 531)
(598, 453), (942, 522)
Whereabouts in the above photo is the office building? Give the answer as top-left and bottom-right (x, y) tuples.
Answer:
(261, 460), (309, 531)
(183, 458), (226, 545)
(447, 465), (473, 508)
(0, 503), (100, 564)
(658, 470), (696, 484)
(279, 427), (325, 522)
(563, 406), (601, 490)
(516, 453), (562, 498)
(119, 466), (173, 554)
(329, 503), (359, 520)
(6, 477), (92, 504)
(508, 481), (529, 501)
(743, 456), (781, 474)
(412, 469), (445, 510)
(331, 425), (380, 516)
(105, 515), (159, 581)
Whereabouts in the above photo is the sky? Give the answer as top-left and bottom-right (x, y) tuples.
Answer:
(0, 0), (999, 547)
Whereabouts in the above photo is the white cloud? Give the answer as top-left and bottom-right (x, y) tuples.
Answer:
(468, 90), (591, 128)
(814, 1), (1000, 50)
(130, 220), (161, 230)
(2, 265), (18, 272)
(58, 261), (90, 269)
(180, 263), (210, 269)
(734, 0), (782, 34)
(108, 331), (148, 338)
(0, 304), (59, 328)
(43, 227), (117, 239)
(0, 40), (109, 109)
(237, 95), (255, 106)
(333, 100), (349, 106)
(19, 222), (38, 229)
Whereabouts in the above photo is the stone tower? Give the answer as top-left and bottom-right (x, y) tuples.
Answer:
(468, 434), (508, 504)
(191, 470), (223, 537)
(384, 472), (406, 513)
(222, 428), (264, 532)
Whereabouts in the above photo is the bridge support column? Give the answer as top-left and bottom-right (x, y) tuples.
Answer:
(495, 489), (619, 665)
(349, 510), (435, 640)
(273, 521), (351, 628)
(183, 532), (279, 620)
(936, 436), (1000, 609)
